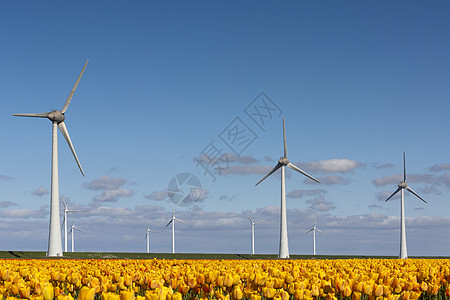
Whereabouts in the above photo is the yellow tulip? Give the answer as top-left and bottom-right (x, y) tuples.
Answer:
(233, 287), (243, 300)
(1, 269), (10, 281)
(19, 286), (31, 299)
(42, 285), (54, 300)
(79, 287), (96, 300)
(352, 292), (361, 300)
(120, 290), (136, 300)
(401, 291), (410, 300)
(293, 289), (303, 300)
(10, 284), (19, 296)
(343, 286), (352, 298)
(363, 283), (373, 295)
(224, 274), (234, 288)
(374, 284), (383, 297)
(311, 284), (320, 297)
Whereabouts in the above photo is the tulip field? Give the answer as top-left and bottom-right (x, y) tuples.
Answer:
(1, 258), (450, 300)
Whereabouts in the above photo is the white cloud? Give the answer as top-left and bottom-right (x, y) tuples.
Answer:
(0, 205), (449, 256)
(86, 176), (126, 190)
(287, 189), (327, 198)
(0, 205), (48, 219)
(429, 164), (450, 172)
(299, 159), (364, 174)
(373, 163), (394, 170)
(86, 176), (134, 203)
(216, 165), (272, 175)
(0, 201), (18, 208)
(145, 190), (168, 201)
(373, 174), (435, 187)
(93, 188), (134, 203)
(304, 175), (350, 186)
(32, 187), (49, 197)
(0, 174), (14, 181)
(305, 197), (336, 212)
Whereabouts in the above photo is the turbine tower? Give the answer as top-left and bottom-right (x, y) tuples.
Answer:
(305, 217), (325, 256)
(61, 198), (88, 253)
(68, 222), (84, 253)
(163, 203), (189, 253)
(256, 117), (320, 258)
(14, 60), (88, 257)
(145, 225), (159, 253)
(385, 152), (427, 259)
(245, 213), (263, 255)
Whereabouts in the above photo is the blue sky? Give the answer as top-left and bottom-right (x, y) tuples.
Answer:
(1, 1), (450, 256)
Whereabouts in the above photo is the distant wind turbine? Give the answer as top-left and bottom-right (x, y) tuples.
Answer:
(145, 225), (159, 253)
(305, 217), (325, 256)
(61, 198), (88, 253)
(162, 203), (190, 253)
(385, 152), (427, 259)
(245, 213), (263, 255)
(14, 60), (88, 256)
(255, 117), (320, 258)
(68, 222), (84, 253)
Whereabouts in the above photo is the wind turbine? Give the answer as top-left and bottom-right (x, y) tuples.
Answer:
(255, 117), (320, 258)
(162, 203), (189, 253)
(385, 152), (427, 259)
(245, 213), (264, 255)
(13, 60), (88, 257)
(145, 225), (159, 253)
(305, 217), (325, 256)
(68, 222), (84, 253)
(61, 198), (88, 253)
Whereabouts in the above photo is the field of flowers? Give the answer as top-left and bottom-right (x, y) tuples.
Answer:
(0, 259), (449, 300)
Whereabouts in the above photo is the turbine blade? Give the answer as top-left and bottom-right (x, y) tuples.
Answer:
(61, 197), (68, 210)
(283, 117), (287, 157)
(385, 187), (402, 202)
(162, 219), (173, 231)
(406, 186), (427, 203)
(68, 228), (72, 236)
(304, 228), (314, 234)
(61, 60), (89, 113)
(61, 215), (65, 231)
(245, 213), (253, 222)
(74, 226), (84, 233)
(403, 151), (406, 182)
(255, 163), (282, 186)
(149, 230), (160, 233)
(316, 228), (325, 235)
(287, 163), (320, 183)
(13, 112), (50, 118)
(58, 122), (85, 176)
(174, 217), (190, 226)
(67, 210), (89, 213)
(254, 220), (264, 224)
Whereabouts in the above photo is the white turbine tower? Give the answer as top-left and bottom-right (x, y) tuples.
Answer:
(256, 117), (320, 258)
(14, 60), (88, 257)
(145, 225), (159, 253)
(68, 222), (84, 253)
(385, 152), (427, 259)
(61, 198), (88, 253)
(245, 213), (264, 255)
(305, 217), (325, 256)
(163, 203), (189, 253)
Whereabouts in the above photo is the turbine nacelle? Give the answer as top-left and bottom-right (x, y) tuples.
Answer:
(398, 182), (407, 189)
(48, 111), (65, 123)
(278, 157), (289, 166)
